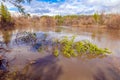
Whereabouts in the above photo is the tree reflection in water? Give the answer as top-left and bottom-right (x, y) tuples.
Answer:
(1, 30), (13, 47)
(0, 55), (63, 80)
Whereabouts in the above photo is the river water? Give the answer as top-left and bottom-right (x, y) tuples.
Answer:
(0, 27), (120, 80)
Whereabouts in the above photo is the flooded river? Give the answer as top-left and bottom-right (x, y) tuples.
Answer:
(0, 27), (120, 80)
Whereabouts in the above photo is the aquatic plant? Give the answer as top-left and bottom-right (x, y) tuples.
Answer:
(20, 32), (111, 58)
(74, 40), (111, 55)
(59, 36), (77, 57)
(53, 48), (59, 57)
(53, 36), (111, 58)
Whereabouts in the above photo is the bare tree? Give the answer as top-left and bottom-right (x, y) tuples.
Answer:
(0, 0), (32, 14)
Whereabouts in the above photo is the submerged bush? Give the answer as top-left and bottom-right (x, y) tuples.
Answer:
(53, 36), (111, 58)
(17, 32), (111, 58)
(15, 31), (37, 45)
(74, 40), (111, 55)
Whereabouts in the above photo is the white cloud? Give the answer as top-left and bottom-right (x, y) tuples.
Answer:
(4, 0), (120, 15)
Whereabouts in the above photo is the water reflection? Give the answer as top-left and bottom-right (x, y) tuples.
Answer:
(27, 55), (62, 80)
(78, 54), (107, 61)
(0, 30), (13, 46)
(0, 26), (120, 80)
(1, 55), (62, 80)
(70, 27), (120, 56)
(93, 67), (120, 80)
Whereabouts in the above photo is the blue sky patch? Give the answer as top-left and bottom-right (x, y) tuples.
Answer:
(36, 0), (65, 3)
(9, 8), (18, 11)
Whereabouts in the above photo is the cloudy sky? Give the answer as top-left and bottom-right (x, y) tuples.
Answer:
(4, 0), (120, 15)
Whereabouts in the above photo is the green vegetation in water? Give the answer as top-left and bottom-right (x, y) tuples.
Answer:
(53, 48), (59, 57)
(53, 36), (111, 58)
(59, 36), (77, 58)
(16, 32), (111, 58)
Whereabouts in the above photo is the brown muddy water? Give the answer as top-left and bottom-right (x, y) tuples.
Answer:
(0, 27), (120, 80)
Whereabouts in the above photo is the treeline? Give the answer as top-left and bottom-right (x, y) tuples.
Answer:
(12, 14), (120, 29)
(14, 15), (97, 28)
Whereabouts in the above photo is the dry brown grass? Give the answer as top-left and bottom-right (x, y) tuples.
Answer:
(106, 14), (120, 29)
(6, 14), (120, 30)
